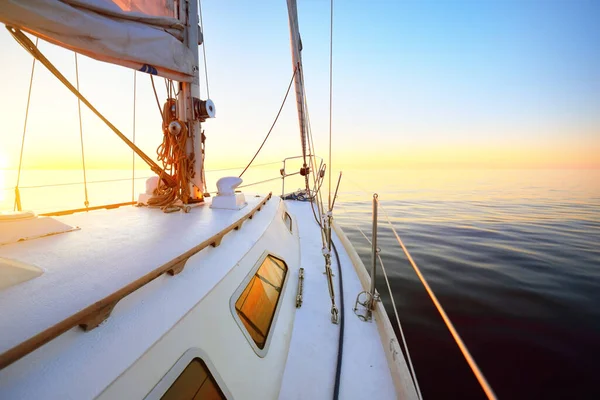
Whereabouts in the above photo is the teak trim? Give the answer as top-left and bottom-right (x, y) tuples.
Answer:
(0, 193), (272, 370)
(40, 202), (137, 217)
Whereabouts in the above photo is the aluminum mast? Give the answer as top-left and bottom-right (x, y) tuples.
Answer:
(286, 0), (308, 168)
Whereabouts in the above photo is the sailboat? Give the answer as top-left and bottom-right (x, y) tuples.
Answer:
(0, 1), (496, 399)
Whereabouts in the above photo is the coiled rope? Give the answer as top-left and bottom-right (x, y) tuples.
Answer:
(147, 99), (193, 209)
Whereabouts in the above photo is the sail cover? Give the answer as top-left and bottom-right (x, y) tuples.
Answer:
(0, 0), (195, 81)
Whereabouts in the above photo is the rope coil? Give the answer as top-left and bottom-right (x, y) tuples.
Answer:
(147, 101), (194, 209)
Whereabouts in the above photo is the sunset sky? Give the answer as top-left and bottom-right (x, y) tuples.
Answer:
(0, 0), (598, 172)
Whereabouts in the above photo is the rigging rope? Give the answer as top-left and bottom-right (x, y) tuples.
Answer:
(303, 170), (344, 400)
(332, 235), (344, 400)
(6, 27), (176, 188)
(328, 0), (334, 212)
(13, 36), (38, 212)
(132, 70), (137, 202)
(147, 99), (193, 209)
(198, 0), (211, 99)
(74, 53), (89, 208)
(237, 175), (282, 189)
(302, 83), (327, 242)
(335, 201), (423, 398)
(3, 176), (155, 196)
(150, 75), (163, 119)
(376, 199), (498, 400)
(238, 67), (297, 178)
(206, 161), (280, 173)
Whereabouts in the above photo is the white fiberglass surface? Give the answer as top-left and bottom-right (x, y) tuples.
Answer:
(279, 201), (396, 400)
(0, 195), (276, 399)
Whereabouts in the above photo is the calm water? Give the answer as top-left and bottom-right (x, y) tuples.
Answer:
(2, 168), (600, 399)
(336, 169), (600, 399)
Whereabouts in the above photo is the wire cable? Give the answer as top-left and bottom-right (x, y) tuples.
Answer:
(74, 53), (90, 208)
(13, 36), (38, 211)
(336, 200), (423, 398)
(304, 178), (345, 400)
(377, 199), (497, 400)
(198, 0), (210, 99)
(328, 0), (334, 211)
(238, 176), (282, 189)
(150, 75), (163, 118)
(238, 68), (297, 178)
(205, 161), (280, 173)
(132, 70), (137, 201)
(7, 27), (174, 187)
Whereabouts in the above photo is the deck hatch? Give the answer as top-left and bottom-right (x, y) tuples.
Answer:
(232, 254), (288, 355)
(0, 257), (43, 290)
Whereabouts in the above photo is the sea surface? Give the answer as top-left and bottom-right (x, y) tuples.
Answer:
(2, 168), (599, 399)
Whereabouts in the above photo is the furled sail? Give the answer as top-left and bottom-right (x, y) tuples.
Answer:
(286, 0), (308, 165)
(0, 0), (195, 81)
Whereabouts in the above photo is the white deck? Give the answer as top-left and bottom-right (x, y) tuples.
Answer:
(279, 201), (396, 400)
(0, 195), (278, 399)
(0, 196), (408, 399)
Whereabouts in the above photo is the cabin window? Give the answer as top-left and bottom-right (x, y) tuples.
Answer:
(161, 357), (226, 400)
(283, 212), (293, 233)
(145, 349), (231, 400)
(234, 254), (288, 351)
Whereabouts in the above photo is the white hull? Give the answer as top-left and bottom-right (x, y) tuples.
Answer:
(0, 195), (418, 399)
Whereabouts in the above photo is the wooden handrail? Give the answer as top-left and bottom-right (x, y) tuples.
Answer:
(0, 193), (272, 370)
(40, 202), (137, 217)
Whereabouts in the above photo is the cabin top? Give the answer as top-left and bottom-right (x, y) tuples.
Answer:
(0, 195), (277, 375)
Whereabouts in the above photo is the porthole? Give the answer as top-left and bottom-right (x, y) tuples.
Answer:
(283, 212), (293, 233)
(145, 348), (231, 400)
(231, 253), (288, 356)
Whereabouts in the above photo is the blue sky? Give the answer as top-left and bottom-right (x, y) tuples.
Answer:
(0, 0), (598, 170)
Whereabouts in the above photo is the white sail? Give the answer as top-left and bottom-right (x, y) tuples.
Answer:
(0, 0), (196, 81)
(286, 0), (308, 165)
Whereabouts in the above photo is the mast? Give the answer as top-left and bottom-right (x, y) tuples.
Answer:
(180, 0), (204, 201)
(286, 0), (308, 169)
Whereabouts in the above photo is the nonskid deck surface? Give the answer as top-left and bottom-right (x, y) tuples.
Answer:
(279, 201), (396, 400)
(0, 195), (277, 399)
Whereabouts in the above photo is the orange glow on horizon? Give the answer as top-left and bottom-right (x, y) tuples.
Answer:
(4, 141), (599, 171)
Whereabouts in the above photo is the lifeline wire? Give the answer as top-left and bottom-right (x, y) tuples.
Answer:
(335, 201), (423, 399)
(377, 199), (497, 400)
